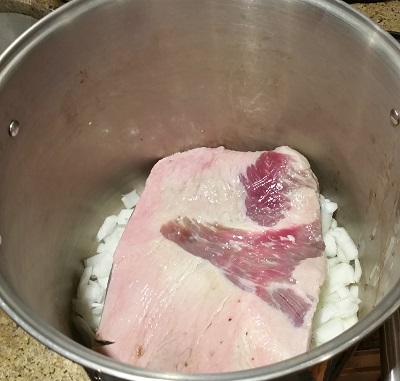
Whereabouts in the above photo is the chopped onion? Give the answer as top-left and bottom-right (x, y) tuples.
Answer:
(327, 257), (340, 270)
(102, 226), (125, 254)
(323, 232), (337, 258)
(87, 253), (114, 278)
(73, 190), (136, 334)
(92, 303), (104, 315)
(81, 280), (104, 303)
(77, 267), (93, 300)
(97, 277), (109, 289)
(320, 195), (338, 235)
(328, 263), (355, 286)
(321, 290), (341, 303)
(89, 315), (101, 330)
(312, 195), (362, 347)
(313, 303), (338, 325)
(121, 189), (140, 209)
(117, 209), (134, 225)
(349, 285), (359, 298)
(96, 242), (107, 254)
(331, 227), (358, 261)
(331, 297), (359, 319)
(337, 247), (350, 264)
(335, 286), (351, 299)
(96, 215), (118, 242)
(314, 318), (345, 344)
(72, 299), (92, 318)
(342, 315), (358, 330)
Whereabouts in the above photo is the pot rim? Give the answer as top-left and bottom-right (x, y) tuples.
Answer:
(1, 0), (400, 380)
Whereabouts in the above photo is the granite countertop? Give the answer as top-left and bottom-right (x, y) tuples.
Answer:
(354, 0), (400, 31)
(1, 1), (400, 380)
(0, 0), (62, 18)
(0, 310), (89, 381)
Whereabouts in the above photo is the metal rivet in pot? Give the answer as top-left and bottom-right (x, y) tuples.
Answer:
(390, 109), (400, 126)
(8, 120), (20, 137)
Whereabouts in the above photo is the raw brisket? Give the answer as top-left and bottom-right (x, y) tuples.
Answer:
(95, 146), (326, 373)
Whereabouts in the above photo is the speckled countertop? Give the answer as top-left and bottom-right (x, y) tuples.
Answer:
(0, 0), (63, 18)
(354, 0), (400, 31)
(0, 1), (400, 380)
(0, 309), (89, 380)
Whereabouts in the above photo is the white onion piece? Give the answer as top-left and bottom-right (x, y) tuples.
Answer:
(85, 253), (109, 268)
(77, 267), (93, 300)
(97, 277), (109, 289)
(72, 299), (92, 318)
(111, 225), (125, 241)
(335, 286), (352, 299)
(332, 297), (359, 319)
(73, 189), (137, 335)
(90, 315), (101, 330)
(320, 281), (343, 298)
(93, 259), (113, 279)
(96, 242), (107, 254)
(342, 315), (358, 330)
(322, 291), (341, 303)
(313, 303), (338, 325)
(91, 303), (104, 315)
(313, 197), (362, 347)
(98, 240), (115, 255)
(82, 280), (104, 303)
(327, 257), (340, 270)
(83, 313), (101, 331)
(320, 196), (338, 234)
(121, 189), (140, 209)
(323, 232), (337, 258)
(117, 209), (134, 225)
(314, 318), (345, 344)
(336, 247), (350, 264)
(323, 197), (338, 214)
(329, 263), (355, 286)
(349, 285), (359, 298)
(96, 215), (118, 242)
(103, 226), (125, 254)
(90, 253), (114, 278)
(331, 227), (358, 261)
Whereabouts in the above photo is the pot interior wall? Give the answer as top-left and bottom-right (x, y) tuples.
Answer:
(0, 0), (399, 341)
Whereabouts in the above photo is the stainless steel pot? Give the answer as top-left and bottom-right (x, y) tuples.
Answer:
(0, 0), (399, 380)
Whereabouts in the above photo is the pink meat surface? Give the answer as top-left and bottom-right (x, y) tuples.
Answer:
(95, 146), (326, 373)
